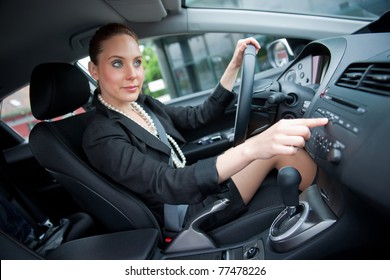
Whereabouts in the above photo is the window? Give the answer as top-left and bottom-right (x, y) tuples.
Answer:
(0, 32), (292, 140)
(0, 86), (36, 140)
(79, 32), (281, 102)
(184, 0), (381, 20)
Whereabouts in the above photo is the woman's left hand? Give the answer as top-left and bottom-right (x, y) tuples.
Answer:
(220, 37), (261, 91)
(230, 37), (261, 69)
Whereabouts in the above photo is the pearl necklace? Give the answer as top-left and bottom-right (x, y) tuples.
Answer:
(98, 94), (186, 168)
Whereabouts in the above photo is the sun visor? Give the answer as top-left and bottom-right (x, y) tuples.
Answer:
(105, 0), (169, 22)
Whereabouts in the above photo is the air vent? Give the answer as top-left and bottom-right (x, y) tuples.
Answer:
(336, 63), (390, 96)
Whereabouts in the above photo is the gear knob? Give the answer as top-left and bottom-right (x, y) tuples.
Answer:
(278, 166), (301, 208)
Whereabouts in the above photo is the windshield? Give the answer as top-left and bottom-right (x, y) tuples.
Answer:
(185, 0), (389, 20)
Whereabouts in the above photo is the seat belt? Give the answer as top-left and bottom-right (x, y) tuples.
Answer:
(143, 105), (188, 232)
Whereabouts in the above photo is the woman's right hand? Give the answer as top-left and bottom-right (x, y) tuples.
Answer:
(216, 117), (328, 183)
(244, 117), (329, 160)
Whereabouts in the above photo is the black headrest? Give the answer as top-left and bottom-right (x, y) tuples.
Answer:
(30, 63), (91, 120)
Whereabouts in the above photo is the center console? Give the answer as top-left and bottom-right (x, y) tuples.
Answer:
(157, 166), (337, 260)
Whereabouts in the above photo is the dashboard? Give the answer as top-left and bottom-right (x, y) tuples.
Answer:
(281, 54), (330, 86)
(278, 32), (390, 216)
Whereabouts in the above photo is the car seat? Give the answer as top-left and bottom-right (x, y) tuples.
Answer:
(0, 156), (95, 259)
(28, 63), (161, 236)
(28, 62), (284, 252)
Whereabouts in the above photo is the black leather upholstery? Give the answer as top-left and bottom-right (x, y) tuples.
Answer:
(30, 63), (90, 120)
(0, 230), (43, 260)
(0, 225), (160, 260)
(29, 63), (161, 235)
(0, 210), (96, 260)
(46, 229), (160, 260)
(0, 143), (96, 260)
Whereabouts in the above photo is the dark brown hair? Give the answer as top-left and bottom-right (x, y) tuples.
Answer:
(89, 23), (139, 65)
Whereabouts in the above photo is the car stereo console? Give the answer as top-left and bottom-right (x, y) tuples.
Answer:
(305, 61), (390, 211)
(306, 86), (365, 165)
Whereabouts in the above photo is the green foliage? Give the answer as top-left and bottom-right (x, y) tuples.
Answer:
(142, 44), (167, 98)
(143, 44), (161, 81)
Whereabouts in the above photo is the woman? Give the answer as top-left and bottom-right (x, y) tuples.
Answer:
(82, 23), (328, 229)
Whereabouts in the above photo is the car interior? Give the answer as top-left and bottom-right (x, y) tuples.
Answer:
(1, 0), (390, 260)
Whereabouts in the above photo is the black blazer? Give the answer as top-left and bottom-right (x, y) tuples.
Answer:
(82, 83), (235, 218)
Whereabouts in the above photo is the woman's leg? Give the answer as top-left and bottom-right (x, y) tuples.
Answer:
(232, 149), (317, 204)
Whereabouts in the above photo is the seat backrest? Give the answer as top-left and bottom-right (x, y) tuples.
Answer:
(29, 63), (160, 234)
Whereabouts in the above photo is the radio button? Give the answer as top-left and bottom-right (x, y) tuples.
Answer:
(327, 148), (342, 164)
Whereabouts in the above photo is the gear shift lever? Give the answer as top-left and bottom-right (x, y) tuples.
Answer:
(278, 166), (301, 217)
(269, 166), (337, 252)
(269, 166), (306, 248)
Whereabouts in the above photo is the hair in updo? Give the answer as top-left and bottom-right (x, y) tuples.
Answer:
(89, 23), (139, 65)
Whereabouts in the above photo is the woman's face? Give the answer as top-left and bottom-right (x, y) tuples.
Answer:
(88, 34), (144, 108)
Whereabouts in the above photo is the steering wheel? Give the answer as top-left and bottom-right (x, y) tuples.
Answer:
(233, 44), (257, 147)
